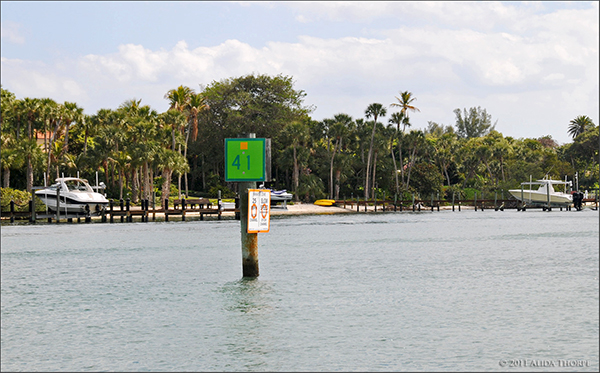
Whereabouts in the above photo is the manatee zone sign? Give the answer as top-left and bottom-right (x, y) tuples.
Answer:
(247, 189), (271, 233)
(225, 138), (271, 182)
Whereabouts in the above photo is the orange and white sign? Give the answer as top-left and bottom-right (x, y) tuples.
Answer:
(247, 189), (271, 233)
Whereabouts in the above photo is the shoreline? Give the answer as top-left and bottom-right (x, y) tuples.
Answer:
(3, 201), (597, 225)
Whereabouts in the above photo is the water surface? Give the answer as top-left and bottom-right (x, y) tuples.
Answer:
(2, 210), (598, 371)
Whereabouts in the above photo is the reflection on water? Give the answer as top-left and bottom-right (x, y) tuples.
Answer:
(218, 278), (278, 371)
(220, 278), (274, 314)
(1, 210), (598, 371)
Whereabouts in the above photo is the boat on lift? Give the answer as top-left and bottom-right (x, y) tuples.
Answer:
(508, 178), (573, 207)
(270, 189), (293, 203)
(35, 177), (109, 215)
(257, 184), (293, 206)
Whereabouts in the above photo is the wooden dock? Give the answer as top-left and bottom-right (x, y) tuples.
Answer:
(337, 197), (598, 212)
(1, 197), (241, 224)
(1, 194), (598, 224)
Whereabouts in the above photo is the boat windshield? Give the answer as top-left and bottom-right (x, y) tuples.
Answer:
(64, 179), (92, 192)
(537, 183), (556, 193)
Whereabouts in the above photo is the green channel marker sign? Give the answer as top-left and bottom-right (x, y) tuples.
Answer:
(225, 138), (271, 182)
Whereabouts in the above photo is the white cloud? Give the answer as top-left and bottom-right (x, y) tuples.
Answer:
(0, 57), (87, 102)
(1, 2), (597, 144)
(1, 21), (25, 44)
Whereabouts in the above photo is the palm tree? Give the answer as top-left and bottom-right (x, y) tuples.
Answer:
(364, 103), (387, 199)
(41, 99), (64, 185)
(164, 86), (193, 152)
(127, 109), (159, 201)
(388, 111), (407, 193)
(108, 150), (132, 200)
(164, 86), (193, 113)
(155, 148), (186, 205)
(90, 109), (120, 189)
(80, 114), (96, 156)
(182, 92), (209, 196)
(61, 101), (84, 156)
(370, 124), (388, 200)
(15, 98), (42, 191)
(390, 91), (420, 127)
(432, 132), (458, 187)
(568, 115), (595, 139)
(0, 86), (16, 127)
(282, 120), (310, 201)
(120, 97), (143, 111)
(1, 138), (23, 188)
(38, 98), (56, 154)
(404, 130), (425, 190)
(390, 91), (419, 193)
(187, 92), (208, 142)
(327, 114), (354, 199)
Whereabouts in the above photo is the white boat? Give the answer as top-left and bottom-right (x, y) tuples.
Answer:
(257, 184), (293, 206)
(509, 178), (573, 207)
(269, 189), (293, 203)
(219, 201), (236, 210)
(35, 177), (109, 214)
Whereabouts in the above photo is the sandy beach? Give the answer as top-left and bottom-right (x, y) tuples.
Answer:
(268, 202), (468, 215)
(269, 202), (354, 215)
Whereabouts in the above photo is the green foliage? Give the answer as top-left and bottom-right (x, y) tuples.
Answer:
(2, 84), (597, 204)
(568, 115), (596, 139)
(208, 185), (236, 199)
(454, 106), (496, 139)
(297, 173), (326, 202)
(409, 163), (444, 197)
(443, 185), (465, 200)
(462, 187), (480, 200)
(0, 188), (45, 212)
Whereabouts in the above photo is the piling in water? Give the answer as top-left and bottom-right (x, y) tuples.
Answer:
(239, 181), (259, 277)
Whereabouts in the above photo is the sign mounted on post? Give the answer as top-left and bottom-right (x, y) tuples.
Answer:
(247, 189), (271, 233)
(225, 138), (271, 182)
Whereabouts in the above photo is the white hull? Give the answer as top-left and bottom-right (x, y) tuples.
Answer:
(270, 190), (292, 202)
(508, 189), (572, 206)
(509, 178), (573, 207)
(35, 177), (109, 215)
(36, 193), (108, 214)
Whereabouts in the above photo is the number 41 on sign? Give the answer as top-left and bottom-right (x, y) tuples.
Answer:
(247, 189), (271, 233)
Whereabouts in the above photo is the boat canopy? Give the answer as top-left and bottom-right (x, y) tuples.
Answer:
(518, 179), (572, 194)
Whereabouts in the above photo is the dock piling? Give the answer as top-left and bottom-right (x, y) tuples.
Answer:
(239, 182), (259, 278)
(181, 198), (186, 221)
(164, 199), (169, 222)
(56, 186), (61, 223)
(120, 199), (125, 222)
(126, 198), (131, 222)
(30, 190), (36, 223)
(218, 190), (222, 220)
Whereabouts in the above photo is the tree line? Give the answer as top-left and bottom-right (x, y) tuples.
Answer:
(1, 73), (598, 205)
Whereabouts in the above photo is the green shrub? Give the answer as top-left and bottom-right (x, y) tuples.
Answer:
(462, 187), (481, 200)
(0, 188), (46, 212)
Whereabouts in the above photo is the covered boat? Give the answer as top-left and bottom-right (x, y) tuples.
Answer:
(508, 178), (573, 207)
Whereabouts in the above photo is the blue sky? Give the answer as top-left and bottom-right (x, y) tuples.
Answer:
(1, 1), (598, 144)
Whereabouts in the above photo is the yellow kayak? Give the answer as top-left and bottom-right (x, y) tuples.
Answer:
(314, 199), (336, 206)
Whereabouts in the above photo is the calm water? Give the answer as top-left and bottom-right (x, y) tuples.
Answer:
(1, 209), (598, 372)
